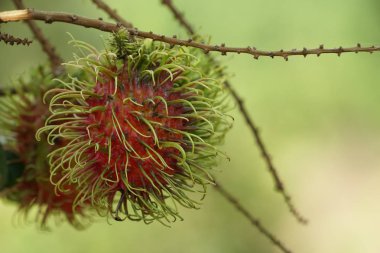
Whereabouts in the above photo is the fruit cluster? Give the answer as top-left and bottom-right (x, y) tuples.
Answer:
(0, 32), (232, 228)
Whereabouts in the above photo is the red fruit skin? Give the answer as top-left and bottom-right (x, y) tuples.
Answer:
(3, 86), (90, 229)
(82, 70), (185, 193)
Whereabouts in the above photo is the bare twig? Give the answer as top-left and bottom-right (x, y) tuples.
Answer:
(161, 0), (195, 35)
(91, 0), (133, 28)
(0, 31), (32, 45)
(227, 83), (307, 223)
(11, 0), (63, 76)
(161, 0), (307, 223)
(214, 182), (292, 253)
(1, 9), (379, 60)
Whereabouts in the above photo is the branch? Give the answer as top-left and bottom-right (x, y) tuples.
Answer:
(1, 9), (379, 60)
(214, 183), (292, 253)
(0, 31), (32, 45)
(12, 0), (63, 76)
(161, 0), (195, 35)
(91, 0), (133, 28)
(161, 0), (307, 224)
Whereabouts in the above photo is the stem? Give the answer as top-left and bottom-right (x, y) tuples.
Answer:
(214, 183), (293, 253)
(161, 0), (307, 223)
(161, 0), (195, 35)
(0, 31), (32, 45)
(12, 1), (63, 76)
(1, 9), (379, 60)
(91, 0), (133, 28)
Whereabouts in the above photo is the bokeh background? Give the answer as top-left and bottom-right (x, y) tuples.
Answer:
(1, 0), (380, 252)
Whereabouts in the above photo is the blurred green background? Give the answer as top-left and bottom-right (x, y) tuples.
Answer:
(1, 0), (380, 252)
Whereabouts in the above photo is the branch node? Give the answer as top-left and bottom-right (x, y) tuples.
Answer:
(70, 15), (78, 22)
(302, 47), (308, 57)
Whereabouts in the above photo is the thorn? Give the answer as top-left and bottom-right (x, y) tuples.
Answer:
(253, 54), (259, 60)
(302, 47), (308, 57)
(71, 15), (78, 21)
(45, 16), (53, 24)
(269, 52), (274, 58)
(337, 46), (343, 57)
(220, 43), (226, 55)
(319, 44), (324, 49)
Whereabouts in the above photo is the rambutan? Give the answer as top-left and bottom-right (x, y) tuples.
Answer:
(37, 32), (232, 224)
(0, 67), (91, 229)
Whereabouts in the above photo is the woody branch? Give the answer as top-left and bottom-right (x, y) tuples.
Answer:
(1, 9), (379, 60)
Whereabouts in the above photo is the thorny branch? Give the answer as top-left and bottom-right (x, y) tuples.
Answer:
(0, 31), (32, 46)
(161, 0), (307, 223)
(214, 183), (292, 253)
(11, 0), (63, 76)
(91, 0), (133, 28)
(161, 0), (195, 35)
(1, 9), (379, 60)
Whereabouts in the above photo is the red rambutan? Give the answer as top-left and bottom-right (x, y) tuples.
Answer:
(37, 33), (232, 224)
(0, 67), (92, 229)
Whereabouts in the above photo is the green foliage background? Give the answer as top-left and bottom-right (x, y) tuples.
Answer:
(1, 0), (380, 252)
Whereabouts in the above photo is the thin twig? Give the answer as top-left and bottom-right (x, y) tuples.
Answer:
(161, 0), (307, 223)
(1, 9), (379, 60)
(214, 182), (292, 253)
(91, 0), (133, 28)
(11, 1), (63, 76)
(161, 0), (195, 35)
(0, 31), (32, 45)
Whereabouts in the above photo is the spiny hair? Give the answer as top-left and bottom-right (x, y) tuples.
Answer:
(0, 66), (92, 229)
(36, 32), (233, 225)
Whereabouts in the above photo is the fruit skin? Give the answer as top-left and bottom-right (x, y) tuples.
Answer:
(37, 34), (232, 224)
(0, 67), (92, 229)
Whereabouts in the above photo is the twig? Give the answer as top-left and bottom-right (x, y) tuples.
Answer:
(214, 183), (292, 253)
(91, 0), (133, 28)
(1, 9), (379, 60)
(0, 31), (32, 45)
(11, 1), (63, 76)
(161, 0), (195, 35)
(161, 0), (307, 223)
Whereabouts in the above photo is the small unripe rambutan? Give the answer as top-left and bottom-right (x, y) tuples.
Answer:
(0, 67), (92, 229)
(37, 32), (232, 224)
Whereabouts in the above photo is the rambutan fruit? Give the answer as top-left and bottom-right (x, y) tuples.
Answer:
(0, 67), (92, 229)
(37, 32), (232, 224)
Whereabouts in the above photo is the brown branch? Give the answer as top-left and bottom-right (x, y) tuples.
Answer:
(214, 182), (292, 253)
(11, 0), (63, 76)
(90, 0), (133, 28)
(161, 0), (195, 35)
(0, 31), (32, 45)
(1, 9), (379, 60)
(227, 84), (307, 224)
(161, 0), (307, 224)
